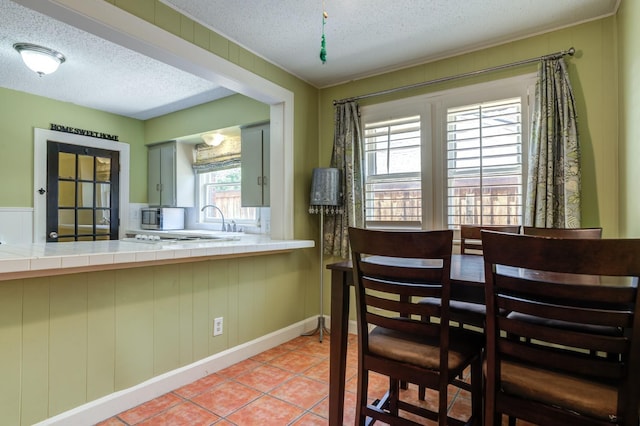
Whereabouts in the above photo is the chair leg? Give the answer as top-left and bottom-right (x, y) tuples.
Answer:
(418, 385), (426, 401)
(470, 356), (482, 426)
(388, 378), (400, 417)
(356, 370), (369, 426)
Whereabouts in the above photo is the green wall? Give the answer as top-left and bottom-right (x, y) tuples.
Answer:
(0, 2), (321, 424)
(144, 94), (269, 144)
(0, 253), (312, 425)
(618, 0), (640, 237)
(0, 87), (145, 205)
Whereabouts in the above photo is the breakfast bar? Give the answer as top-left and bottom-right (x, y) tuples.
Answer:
(0, 234), (313, 281)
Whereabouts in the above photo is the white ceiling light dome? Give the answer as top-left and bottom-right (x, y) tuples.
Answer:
(13, 42), (66, 76)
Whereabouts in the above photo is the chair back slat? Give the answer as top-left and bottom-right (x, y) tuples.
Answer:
(364, 292), (442, 319)
(522, 226), (602, 239)
(366, 312), (441, 339)
(501, 316), (629, 354)
(482, 230), (640, 425)
(497, 339), (626, 379)
(496, 274), (637, 306)
(498, 292), (634, 328)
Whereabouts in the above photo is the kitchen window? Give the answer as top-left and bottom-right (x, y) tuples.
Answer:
(198, 167), (258, 227)
(193, 136), (258, 229)
(361, 75), (534, 231)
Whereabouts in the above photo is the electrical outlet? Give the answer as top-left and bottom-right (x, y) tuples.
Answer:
(213, 317), (223, 336)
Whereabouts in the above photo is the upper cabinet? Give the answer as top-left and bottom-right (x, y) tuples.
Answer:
(148, 141), (194, 207)
(241, 123), (270, 207)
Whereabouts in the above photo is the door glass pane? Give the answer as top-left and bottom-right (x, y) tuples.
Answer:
(79, 155), (94, 180)
(58, 210), (74, 235)
(96, 157), (111, 182)
(77, 209), (93, 234)
(95, 210), (110, 230)
(96, 183), (111, 207)
(58, 152), (76, 179)
(58, 181), (76, 207)
(78, 182), (94, 208)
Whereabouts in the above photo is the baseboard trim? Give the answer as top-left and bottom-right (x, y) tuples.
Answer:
(34, 316), (322, 426)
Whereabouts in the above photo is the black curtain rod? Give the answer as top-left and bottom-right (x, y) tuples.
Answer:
(333, 47), (576, 106)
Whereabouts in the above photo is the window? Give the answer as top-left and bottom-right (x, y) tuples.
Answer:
(361, 75), (533, 230)
(198, 167), (258, 227)
(447, 98), (522, 227)
(193, 133), (258, 228)
(364, 116), (422, 227)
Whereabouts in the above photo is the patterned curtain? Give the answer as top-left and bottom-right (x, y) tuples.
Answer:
(525, 57), (581, 227)
(324, 101), (365, 258)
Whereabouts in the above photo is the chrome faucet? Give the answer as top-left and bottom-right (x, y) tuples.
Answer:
(200, 204), (226, 231)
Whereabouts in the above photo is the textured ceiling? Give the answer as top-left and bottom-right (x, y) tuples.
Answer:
(0, 0), (234, 120)
(0, 0), (619, 121)
(162, 0), (619, 88)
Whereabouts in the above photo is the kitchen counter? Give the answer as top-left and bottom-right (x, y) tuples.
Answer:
(0, 233), (314, 281)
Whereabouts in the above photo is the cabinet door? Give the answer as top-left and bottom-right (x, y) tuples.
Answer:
(148, 145), (162, 206)
(241, 125), (268, 207)
(148, 143), (177, 206)
(159, 144), (176, 207)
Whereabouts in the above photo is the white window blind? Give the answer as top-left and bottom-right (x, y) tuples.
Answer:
(446, 98), (522, 228)
(364, 115), (421, 227)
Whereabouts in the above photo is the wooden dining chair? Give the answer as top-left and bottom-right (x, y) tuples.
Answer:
(460, 224), (522, 255)
(522, 226), (602, 239)
(481, 230), (640, 426)
(348, 227), (483, 426)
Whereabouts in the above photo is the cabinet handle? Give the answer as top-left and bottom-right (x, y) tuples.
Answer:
(262, 176), (268, 186)
(257, 177), (262, 185)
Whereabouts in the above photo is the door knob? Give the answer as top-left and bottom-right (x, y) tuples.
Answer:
(49, 232), (58, 239)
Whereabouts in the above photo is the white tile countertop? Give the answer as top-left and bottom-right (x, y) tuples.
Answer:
(0, 233), (314, 281)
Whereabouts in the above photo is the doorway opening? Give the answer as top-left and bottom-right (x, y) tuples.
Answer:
(34, 128), (130, 243)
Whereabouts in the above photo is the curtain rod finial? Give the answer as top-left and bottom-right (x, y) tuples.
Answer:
(568, 47), (575, 56)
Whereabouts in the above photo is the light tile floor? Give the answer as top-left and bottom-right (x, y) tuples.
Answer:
(98, 333), (533, 425)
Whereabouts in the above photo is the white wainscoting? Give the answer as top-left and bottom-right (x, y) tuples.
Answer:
(0, 207), (33, 244)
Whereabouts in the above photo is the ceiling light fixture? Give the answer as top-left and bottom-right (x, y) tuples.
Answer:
(13, 42), (66, 76)
(202, 133), (225, 146)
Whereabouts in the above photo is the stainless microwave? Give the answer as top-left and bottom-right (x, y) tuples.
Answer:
(140, 207), (185, 230)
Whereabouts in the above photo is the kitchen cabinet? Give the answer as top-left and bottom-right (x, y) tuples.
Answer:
(241, 123), (270, 207)
(148, 141), (194, 207)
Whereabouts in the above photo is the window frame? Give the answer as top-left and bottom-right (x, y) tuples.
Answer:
(360, 74), (536, 231)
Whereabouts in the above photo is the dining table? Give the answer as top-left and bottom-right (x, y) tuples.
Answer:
(327, 253), (486, 426)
